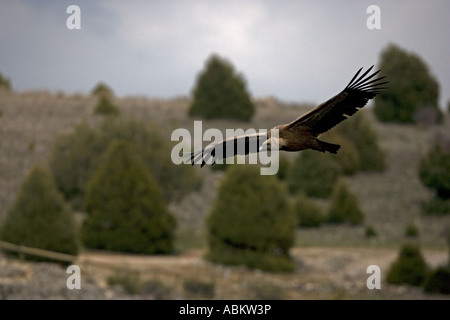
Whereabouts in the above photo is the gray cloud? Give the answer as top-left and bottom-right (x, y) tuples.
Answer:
(1, 0), (449, 107)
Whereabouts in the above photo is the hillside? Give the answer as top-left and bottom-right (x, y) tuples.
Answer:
(1, 90), (450, 248)
(1, 89), (450, 300)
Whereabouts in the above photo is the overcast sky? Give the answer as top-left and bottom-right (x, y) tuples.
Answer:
(1, 0), (449, 107)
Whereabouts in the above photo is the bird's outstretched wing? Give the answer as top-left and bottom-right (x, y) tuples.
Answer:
(287, 65), (387, 134)
(188, 132), (268, 167)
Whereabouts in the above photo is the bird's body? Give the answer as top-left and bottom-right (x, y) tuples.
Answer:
(189, 65), (387, 167)
(274, 124), (322, 152)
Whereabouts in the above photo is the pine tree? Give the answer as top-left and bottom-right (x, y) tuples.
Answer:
(81, 140), (176, 254)
(276, 155), (291, 181)
(419, 142), (450, 215)
(423, 266), (450, 294)
(287, 150), (341, 198)
(386, 243), (428, 287)
(335, 111), (386, 172)
(0, 72), (11, 90)
(50, 118), (202, 208)
(49, 121), (103, 209)
(327, 178), (364, 225)
(189, 54), (254, 121)
(0, 165), (79, 261)
(91, 82), (114, 98)
(207, 165), (296, 272)
(320, 132), (361, 175)
(419, 142), (450, 199)
(294, 192), (324, 227)
(374, 43), (441, 123)
(94, 95), (120, 116)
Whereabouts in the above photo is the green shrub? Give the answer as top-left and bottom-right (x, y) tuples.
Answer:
(446, 227), (450, 267)
(81, 140), (176, 254)
(294, 192), (324, 228)
(0, 72), (11, 90)
(97, 119), (202, 202)
(335, 112), (386, 172)
(209, 157), (232, 171)
(94, 95), (120, 116)
(210, 162), (228, 171)
(374, 43), (441, 124)
(419, 142), (450, 199)
(404, 223), (419, 238)
(50, 118), (202, 208)
(419, 141), (450, 216)
(207, 165), (297, 272)
(276, 154), (291, 181)
(287, 150), (341, 198)
(49, 121), (103, 208)
(423, 266), (450, 294)
(189, 54), (255, 121)
(327, 178), (364, 225)
(207, 244), (296, 273)
(322, 134), (360, 175)
(91, 82), (114, 98)
(0, 165), (79, 261)
(386, 243), (428, 287)
(365, 225), (377, 238)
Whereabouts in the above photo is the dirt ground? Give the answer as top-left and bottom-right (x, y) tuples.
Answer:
(73, 246), (449, 300)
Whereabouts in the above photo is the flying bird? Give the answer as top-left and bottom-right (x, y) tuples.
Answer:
(189, 65), (387, 167)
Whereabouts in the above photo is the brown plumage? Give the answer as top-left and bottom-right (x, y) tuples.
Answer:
(190, 65), (387, 167)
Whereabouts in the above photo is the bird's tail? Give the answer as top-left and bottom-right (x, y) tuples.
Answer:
(314, 140), (341, 154)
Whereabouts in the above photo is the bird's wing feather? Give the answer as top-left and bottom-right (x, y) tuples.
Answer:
(188, 132), (268, 167)
(287, 65), (387, 134)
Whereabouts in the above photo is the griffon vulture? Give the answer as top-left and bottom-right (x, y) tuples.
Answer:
(189, 65), (387, 167)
